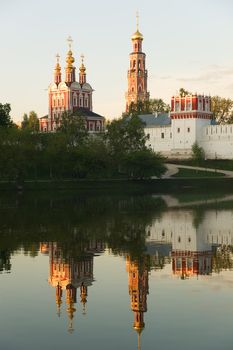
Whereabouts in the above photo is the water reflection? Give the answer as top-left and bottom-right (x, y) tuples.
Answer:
(126, 256), (149, 349)
(41, 241), (104, 332)
(1, 192), (233, 348)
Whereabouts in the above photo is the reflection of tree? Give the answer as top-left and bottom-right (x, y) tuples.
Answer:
(0, 249), (11, 273)
(0, 193), (166, 265)
(212, 245), (233, 273)
(192, 208), (205, 229)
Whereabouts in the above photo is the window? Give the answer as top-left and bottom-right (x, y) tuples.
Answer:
(170, 132), (172, 138)
(175, 101), (180, 111)
(161, 132), (164, 139)
(187, 127), (190, 133)
(186, 101), (191, 111)
(177, 128), (180, 133)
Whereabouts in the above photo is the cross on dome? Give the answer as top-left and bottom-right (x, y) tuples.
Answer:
(67, 36), (73, 50)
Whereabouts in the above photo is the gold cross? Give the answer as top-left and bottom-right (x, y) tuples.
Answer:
(56, 53), (60, 63)
(136, 11), (139, 30)
(67, 36), (73, 50)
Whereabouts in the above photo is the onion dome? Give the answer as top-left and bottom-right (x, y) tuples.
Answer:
(131, 12), (143, 40)
(131, 29), (143, 41)
(79, 54), (86, 73)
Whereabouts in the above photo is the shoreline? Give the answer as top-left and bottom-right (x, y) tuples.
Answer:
(0, 177), (231, 193)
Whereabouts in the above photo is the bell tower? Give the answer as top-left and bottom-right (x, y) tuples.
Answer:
(125, 14), (150, 112)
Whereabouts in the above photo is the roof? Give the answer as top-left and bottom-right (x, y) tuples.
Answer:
(40, 115), (48, 120)
(73, 108), (104, 119)
(139, 113), (171, 127)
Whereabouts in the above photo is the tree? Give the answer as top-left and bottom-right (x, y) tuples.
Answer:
(122, 149), (166, 179)
(126, 99), (170, 116)
(211, 96), (233, 124)
(179, 88), (191, 97)
(0, 103), (13, 127)
(58, 111), (88, 147)
(21, 111), (39, 131)
(21, 113), (29, 129)
(148, 99), (170, 113)
(191, 142), (205, 165)
(28, 111), (39, 132)
(105, 115), (148, 157)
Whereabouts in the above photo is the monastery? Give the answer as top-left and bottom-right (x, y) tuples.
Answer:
(39, 37), (104, 133)
(126, 17), (233, 159)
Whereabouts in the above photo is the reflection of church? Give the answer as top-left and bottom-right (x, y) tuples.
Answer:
(40, 241), (104, 332)
(126, 256), (149, 349)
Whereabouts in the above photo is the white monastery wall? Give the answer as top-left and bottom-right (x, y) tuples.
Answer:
(145, 120), (233, 160)
(200, 124), (233, 159)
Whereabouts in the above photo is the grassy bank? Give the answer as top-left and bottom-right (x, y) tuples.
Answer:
(167, 159), (233, 171)
(172, 168), (225, 178)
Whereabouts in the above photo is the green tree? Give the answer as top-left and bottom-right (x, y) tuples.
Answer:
(105, 115), (148, 157)
(191, 142), (205, 165)
(21, 111), (39, 131)
(148, 98), (170, 113)
(122, 149), (166, 179)
(58, 111), (88, 147)
(21, 113), (29, 129)
(28, 111), (39, 132)
(0, 103), (13, 127)
(179, 88), (191, 97)
(127, 98), (170, 116)
(211, 96), (233, 124)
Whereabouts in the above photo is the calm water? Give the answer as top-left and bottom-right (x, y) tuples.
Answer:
(1, 190), (233, 350)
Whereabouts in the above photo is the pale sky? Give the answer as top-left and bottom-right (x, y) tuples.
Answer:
(1, 0), (233, 122)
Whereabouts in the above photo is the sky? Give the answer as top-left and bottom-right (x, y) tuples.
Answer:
(1, 0), (233, 122)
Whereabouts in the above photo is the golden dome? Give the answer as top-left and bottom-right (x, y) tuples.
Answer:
(66, 50), (75, 67)
(131, 29), (143, 41)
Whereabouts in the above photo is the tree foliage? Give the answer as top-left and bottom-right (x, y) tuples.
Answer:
(211, 96), (233, 124)
(21, 111), (39, 131)
(127, 98), (170, 116)
(0, 103), (13, 127)
(0, 110), (165, 181)
(179, 88), (191, 97)
(191, 142), (205, 165)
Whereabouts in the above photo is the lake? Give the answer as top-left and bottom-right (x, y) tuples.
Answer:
(0, 189), (233, 350)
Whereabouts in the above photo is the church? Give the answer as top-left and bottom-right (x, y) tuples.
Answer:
(39, 37), (105, 133)
(126, 19), (233, 160)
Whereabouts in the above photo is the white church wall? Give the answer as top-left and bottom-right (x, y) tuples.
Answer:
(171, 119), (196, 151)
(145, 126), (172, 155)
(200, 124), (233, 159)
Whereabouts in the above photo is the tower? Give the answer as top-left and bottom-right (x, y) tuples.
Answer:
(170, 94), (213, 154)
(125, 14), (150, 112)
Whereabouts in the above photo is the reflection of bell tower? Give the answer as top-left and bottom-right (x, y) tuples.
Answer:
(126, 256), (149, 349)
